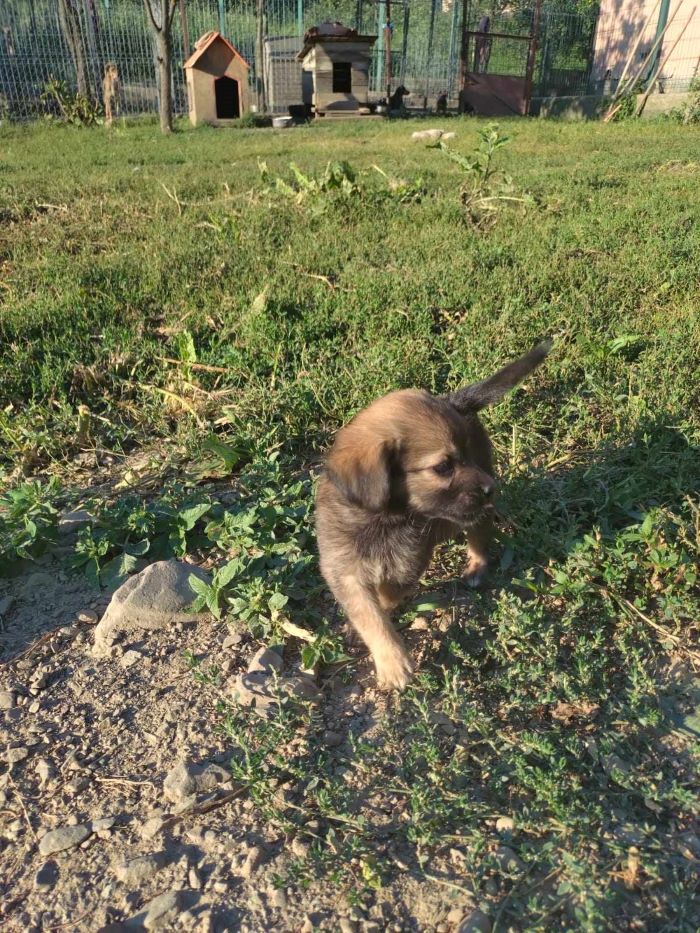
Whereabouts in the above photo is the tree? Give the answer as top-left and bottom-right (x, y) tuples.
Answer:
(58, 0), (91, 100)
(143, 0), (177, 133)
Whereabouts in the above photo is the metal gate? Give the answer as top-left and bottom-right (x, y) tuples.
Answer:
(460, 2), (541, 116)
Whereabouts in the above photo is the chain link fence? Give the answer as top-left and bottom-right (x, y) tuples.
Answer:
(0, 1), (620, 121)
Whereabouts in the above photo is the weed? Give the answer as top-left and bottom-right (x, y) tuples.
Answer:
(41, 78), (101, 126)
(0, 478), (60, 566)
(71, 487), (212, 587)
(433, 123), (532, 225)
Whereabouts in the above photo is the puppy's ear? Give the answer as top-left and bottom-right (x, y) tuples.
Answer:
(326, 437), (393, 512)
(445, 338), (552, 413)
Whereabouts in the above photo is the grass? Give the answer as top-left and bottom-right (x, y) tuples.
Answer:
(1, 115), (699, 929)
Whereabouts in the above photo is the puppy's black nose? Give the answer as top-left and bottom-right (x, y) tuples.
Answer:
(481, 479), (495, 499)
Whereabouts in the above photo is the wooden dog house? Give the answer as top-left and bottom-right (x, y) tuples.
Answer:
(297, 22), (377, 117)
(184, 31), (250, 126)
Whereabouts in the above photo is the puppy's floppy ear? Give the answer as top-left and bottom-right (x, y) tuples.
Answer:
(326, 437), (393, 512)
(445, 338), (552, 413)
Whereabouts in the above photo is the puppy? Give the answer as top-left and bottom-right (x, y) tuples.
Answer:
(436, 91), (448, 114)
(389, 86), (410, 111)
(315, 340), (551, 690)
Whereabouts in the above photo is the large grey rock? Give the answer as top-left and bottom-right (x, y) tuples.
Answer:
(93, 560), (210, 655)
(38, 823), (92, 855)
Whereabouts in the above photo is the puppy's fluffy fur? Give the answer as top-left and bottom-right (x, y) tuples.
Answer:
(315, 341), (551, 689)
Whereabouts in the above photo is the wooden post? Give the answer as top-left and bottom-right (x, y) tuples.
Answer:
(523, 0), (543, 115)
(179, 0), (190, 56)
(255, 0), (267, 111)
(423, 0), (437, 109)
(384, 0), (392, 100)
(458, 0), (470, 112)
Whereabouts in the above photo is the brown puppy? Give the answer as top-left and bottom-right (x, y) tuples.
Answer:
(315, 340), (551, 689)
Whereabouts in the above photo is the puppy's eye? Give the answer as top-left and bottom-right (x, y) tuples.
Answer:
(432, 460), (454, 477)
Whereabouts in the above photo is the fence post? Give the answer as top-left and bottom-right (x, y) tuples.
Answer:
(524, 0), (543, 114)
(179, 0), (190, 56)
(458, 0), (470, 111)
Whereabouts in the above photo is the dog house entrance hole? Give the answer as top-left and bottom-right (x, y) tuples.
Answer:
(332, 62), (352, 93)
(215, 76), (240, 118)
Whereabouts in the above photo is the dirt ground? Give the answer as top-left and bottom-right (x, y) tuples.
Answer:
(0, 549), (474, 933)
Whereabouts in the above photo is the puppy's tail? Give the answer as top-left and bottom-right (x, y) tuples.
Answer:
(445, 338), (552, 413)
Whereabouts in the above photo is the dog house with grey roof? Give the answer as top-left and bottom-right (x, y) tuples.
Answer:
(184, 31), (250, 126)
(297, 22), (377, 117)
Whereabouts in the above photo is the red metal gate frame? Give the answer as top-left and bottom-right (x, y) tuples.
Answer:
(459, 0), (543, 116)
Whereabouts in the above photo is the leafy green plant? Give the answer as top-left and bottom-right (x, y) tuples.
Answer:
(0, 478), (60, 566)
(433, 123), (533, 225)
(665, 77), (700, 125)
(192, 453), (323, 637)
(72, 487), (212, 587)
(259, 159), (360, 203)
(258, 159), (426, 208)
(41, 78), (100, 126)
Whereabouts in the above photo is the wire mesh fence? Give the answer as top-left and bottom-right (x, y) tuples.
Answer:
(1, 0), (693, 122)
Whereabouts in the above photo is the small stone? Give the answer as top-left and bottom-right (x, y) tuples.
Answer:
(140, 816), (167, 840)
(410, 615), (429, 630)
(223, 632), (243, 649)
(39, 824), (91, 856)
(188, 866), (201, 889)
(247, 646), (284, 675)
(163, 759), (230, 804)
(428, 711), (456, 735)
(270, 889), (287, 909)
(28, 700), (41, 713)
(0, 690), (15, 710)
(7, 746), (29, 765)
(127, 890), (184, 930)
(495, 816), (515, 834)
(291, 837), (311, 859)
(77, 609), (98, 625)
(240, 845), (264, 879)
(91, 817), (116, 832)
(339, 920), (357, 933)
(300, 917), (314, 933)
(494, 845), (525, 874)
(34, 860), (59, 892)
(120, 650), (142, 669)
(458, 909), (492, 933)
(285, 674), (322, 702)
(212, 881), (228, 894)
(58, 509), (93, 537)
(446, 907), (465, 925)
(114, 852), (167, 887)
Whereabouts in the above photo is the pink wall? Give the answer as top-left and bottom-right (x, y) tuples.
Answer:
(592, 0), (700, 90)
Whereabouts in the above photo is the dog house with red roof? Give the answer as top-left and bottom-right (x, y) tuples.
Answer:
(184, 31), (250, 126)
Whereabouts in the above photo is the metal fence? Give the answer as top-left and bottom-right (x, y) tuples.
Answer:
(0, 0), (641, 121)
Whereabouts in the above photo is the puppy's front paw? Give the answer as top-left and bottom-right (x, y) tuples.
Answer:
(374, 643), (414, 691)
(463, 556), (488, 588)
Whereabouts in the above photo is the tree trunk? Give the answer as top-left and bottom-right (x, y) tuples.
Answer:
(58, 0), (91, 99)
(155, 28), (173, 133)
(144, 0), (175, 134)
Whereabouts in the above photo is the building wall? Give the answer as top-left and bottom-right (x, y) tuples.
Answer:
(592, 0), (700, 91)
